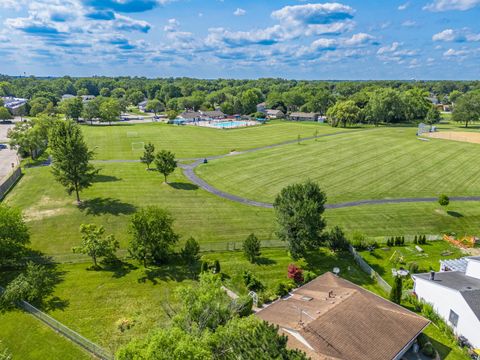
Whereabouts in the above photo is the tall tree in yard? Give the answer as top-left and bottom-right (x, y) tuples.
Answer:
(389, 276), (403, 304)
(274, 180), (327, 259)
(49, 120), (97, 203)
(0, 205), (30, 267)
(99, 97), (121, 125)
(243, 233), (261, 263)
(452, 90), (480, 128)
(129, 206), (179, 266)
(73, 224), (119, 268)
(60, 96), (83, 122)
(155, 150), (177, 183)
(141, 142), (155, 170)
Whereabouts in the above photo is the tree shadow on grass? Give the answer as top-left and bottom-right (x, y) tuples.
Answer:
(79, 197), (136, 216)
(100, 260), (138, 279)
(138, 262), (198, 285)
(93, 174), (122, 183)
(255, 257), (277, 266)
(447, 211), (463, 218)
(169, 182), (199, 191)
(303, 250), (379, 288)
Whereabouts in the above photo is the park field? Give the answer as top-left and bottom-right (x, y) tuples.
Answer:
(196, 126), (480, 204)
(6, 162), (480, 257)
(81, 120), (354, 160)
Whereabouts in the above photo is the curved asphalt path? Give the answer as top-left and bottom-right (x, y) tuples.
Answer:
(93, 129), (480, 210)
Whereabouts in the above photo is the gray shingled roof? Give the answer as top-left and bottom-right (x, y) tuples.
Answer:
(414, 271), (480, 320)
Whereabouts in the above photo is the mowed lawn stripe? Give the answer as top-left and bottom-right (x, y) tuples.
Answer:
(197, 127), (480, 203)
(82, 121), (354, 160)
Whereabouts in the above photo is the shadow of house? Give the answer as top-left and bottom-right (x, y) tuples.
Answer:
(79, 197), (136, 216)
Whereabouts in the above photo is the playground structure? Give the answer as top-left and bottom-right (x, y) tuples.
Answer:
(443, 234), (479, 249)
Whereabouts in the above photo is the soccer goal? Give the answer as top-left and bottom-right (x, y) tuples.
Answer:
(131, 142), (145, 151)
(417, 123), (431, 136)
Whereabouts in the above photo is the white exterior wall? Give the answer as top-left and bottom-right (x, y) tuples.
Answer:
(466, 259), (480, 279)
(414, 277), (480, 348)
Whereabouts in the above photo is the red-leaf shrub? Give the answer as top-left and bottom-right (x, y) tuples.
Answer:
(287, 264), (304, 284)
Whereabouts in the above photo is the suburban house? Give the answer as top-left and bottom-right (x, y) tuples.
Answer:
(413, 256), (480, 349)
(266, 109), (284, 119)
(256, 102), (267, 113)
(61, 94), (75, 101)
(1, 96), (27, 114)
(256, 272), (430, 360)
(288, 112), (319, 121)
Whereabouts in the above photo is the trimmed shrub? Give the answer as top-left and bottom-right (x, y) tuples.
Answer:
(242, 271), (264, 292)
(200, 261), (209, 273)
(213, 260), (221, 274)
(275, 282), (291, 297)
(421, 343), (435, 358)
(287, 264), (304, 284)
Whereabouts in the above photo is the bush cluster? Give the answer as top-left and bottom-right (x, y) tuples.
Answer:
(242, 271), (265, 292)
(413, 235), (427, 245)
(200, 259), (221, 274)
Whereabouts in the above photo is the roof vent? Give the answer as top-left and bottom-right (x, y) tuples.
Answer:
(300, 296), (313, 302)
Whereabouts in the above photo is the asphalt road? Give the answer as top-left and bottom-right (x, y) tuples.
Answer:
(0, 123), (18, 181)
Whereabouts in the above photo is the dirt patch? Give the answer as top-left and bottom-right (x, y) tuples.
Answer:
(424, 131), (480, 144)
(23, 195), (69, 221)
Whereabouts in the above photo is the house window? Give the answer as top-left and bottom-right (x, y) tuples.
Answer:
(449, 310), (459, 327)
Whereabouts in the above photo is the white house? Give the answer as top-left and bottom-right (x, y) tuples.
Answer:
(413, 256), (480, 349)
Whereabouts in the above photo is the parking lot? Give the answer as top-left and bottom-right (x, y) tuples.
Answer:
(0, 122), (19, 181)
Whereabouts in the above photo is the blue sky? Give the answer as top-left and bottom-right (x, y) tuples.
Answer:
(0, 0), (479, 79)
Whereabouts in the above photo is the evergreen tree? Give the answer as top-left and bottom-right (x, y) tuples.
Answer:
(213, 260), (221, 274)
(242, 233), (261, 263)
(181, 237), (200, 265)
(49, 120), (97, 203)
(389, 276), (403, 304)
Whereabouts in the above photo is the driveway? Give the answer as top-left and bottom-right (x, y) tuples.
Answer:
(0, 123), (19, 181)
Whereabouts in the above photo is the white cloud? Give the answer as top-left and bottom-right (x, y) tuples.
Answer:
(271, 3), (355, 25)
(398, 2), (410, 10)
(233, 8), (246, 16)
(424, 0), (480, 11)
(401, 20), (416, 27)
(443, 48), (470, 57)
(433, 28), (480, 42)
(377, 42), (417, 63)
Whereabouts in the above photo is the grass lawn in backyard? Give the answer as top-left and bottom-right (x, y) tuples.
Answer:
(0, 310), (91, 360)
(81, 120), (355, 160)
(196, 126), (480, 204)
(358, 240), (463, 285)
(202, 248), (387, 297)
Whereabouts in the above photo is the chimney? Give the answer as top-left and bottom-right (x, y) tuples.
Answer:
(430, 271), (435, 281)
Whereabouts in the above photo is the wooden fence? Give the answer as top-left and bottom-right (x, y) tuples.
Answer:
(0, 166), (22, 200)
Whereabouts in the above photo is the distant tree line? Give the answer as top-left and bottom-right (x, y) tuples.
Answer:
(1, 76), (480, 125)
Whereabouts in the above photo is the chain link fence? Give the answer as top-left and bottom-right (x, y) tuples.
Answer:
(349, 246), (392, 293)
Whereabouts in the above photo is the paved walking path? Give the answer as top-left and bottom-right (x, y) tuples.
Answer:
(89, 127), (480, 210)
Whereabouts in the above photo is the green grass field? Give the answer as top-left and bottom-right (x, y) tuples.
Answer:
(197, 126), (480, 204)
(0, 310), (91, 359)
(82, 120), (353, 160)
(358, 240), (462, 285)
(2, 120), (478, 359)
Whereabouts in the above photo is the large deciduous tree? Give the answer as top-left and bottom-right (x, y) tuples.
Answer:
(0, 205), (29, 267)
(0, 107), (12, 122)
(154, 150), (177, 183)
(326, 100), (361, 127)
(452, 91), (480, 128)
(129, 206), (179, 266)
(273, 181), (327, 259)
(49, 120), (98, 203)
(145, 99), (164, 116)
(60, 97), (83, 122)
(99, 98), (121, 125)
(73, 224), (119, 268)
(82, 97), (101, 125)
(140, 142), (155, 170)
